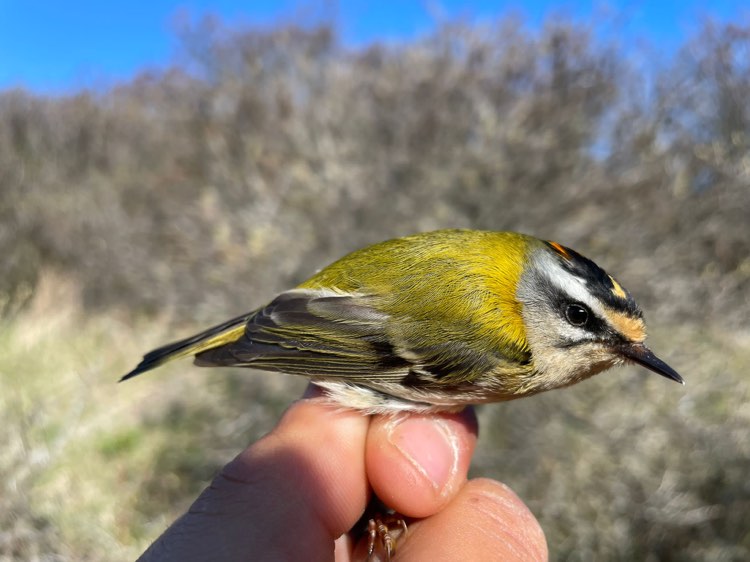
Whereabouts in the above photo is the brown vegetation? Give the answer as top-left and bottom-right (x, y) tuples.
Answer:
(1, 16), (748, 561)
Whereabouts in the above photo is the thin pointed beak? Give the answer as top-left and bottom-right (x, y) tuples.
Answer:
(620, 343), (684, 385)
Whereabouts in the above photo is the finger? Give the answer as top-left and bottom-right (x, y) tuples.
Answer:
(139, 387), (370, 562)
(393, 478), (548, 562)
(365, 408), (478, 518)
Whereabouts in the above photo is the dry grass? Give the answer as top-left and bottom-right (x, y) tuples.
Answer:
(0, 272), (301, 560)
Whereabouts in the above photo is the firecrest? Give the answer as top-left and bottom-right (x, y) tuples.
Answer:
(122, 229), (682, 412)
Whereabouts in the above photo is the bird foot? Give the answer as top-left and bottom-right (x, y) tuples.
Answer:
(366, 513), (408, 562)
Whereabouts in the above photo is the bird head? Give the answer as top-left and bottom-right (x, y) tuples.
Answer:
(515, 239), (683, 392)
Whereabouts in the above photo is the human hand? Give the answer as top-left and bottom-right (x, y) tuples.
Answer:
(138, 385), (547, 561)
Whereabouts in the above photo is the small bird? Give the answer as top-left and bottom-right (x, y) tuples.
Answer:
(122, 229), (683, 413)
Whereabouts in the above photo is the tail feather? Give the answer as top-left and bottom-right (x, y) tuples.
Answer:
(120, 311), (255, 382)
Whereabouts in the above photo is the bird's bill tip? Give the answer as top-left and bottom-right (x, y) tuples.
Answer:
(119, 371), (137, 383)
(621, 344), (684, 385)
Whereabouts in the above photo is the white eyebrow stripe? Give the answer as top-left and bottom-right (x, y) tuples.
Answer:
(535, 252), (608, 319)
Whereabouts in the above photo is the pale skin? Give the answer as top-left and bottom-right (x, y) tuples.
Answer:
(138, 385), (548, 561)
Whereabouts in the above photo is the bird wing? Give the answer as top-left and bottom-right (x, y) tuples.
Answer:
(194, 289), (507, 386)
(194, 289), (411, 381)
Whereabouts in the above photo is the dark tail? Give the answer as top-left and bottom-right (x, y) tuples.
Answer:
(120, 311), (255, 382)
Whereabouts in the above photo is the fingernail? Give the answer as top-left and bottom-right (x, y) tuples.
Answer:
(386, 417), (458, 493)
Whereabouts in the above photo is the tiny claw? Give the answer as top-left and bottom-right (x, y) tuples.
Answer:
(366, 514), (408, 562)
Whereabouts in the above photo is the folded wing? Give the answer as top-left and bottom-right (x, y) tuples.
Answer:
(195, 290), (413, 382)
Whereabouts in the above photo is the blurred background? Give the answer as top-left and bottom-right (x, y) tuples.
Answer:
(1, 1), (749, 560)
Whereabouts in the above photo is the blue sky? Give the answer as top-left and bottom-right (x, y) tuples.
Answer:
(0, 1), (747, 93)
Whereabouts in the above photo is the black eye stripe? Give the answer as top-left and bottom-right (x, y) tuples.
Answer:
(558, 300), (607, 335)
(536, 276), (611, 337)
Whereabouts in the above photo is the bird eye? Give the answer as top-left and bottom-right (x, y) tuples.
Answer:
(565, 303), (589, 326)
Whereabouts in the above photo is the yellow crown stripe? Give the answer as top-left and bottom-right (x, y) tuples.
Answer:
(608, 275), (627, 299)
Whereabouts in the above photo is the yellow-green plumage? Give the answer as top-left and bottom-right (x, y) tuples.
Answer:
(300, 230), (534, 368)
(122, 229), (682, 413)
